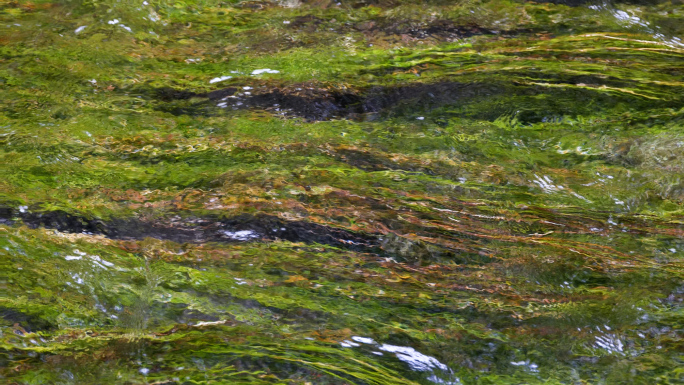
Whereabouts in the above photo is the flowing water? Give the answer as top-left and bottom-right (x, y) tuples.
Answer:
(1, 0), (684, 383)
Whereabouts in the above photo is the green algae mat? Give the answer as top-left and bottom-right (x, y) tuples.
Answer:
(1, 0), (684, 383)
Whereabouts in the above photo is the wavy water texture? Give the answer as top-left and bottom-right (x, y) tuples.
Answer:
(1, 0), (684, 384)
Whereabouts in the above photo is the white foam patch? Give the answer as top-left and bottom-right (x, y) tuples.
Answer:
(64, 250), (114, 269)
(378, 344), (449, 372)
(510, 360), (539, 372)
(194, 320), (226, 327)
(71, 273), (84, 285)
(90, 255), (114, 268)
(351, 336), (376, 344)
(210, 76), (232, 84)
(531, 174), (564, 193)
(251, 69), (280, 75)
(595, 334), (624, 354)
(340, 340), (360, 348)
(613, 10), (648, 28)
(222, 230), (259, 241)
(337, 335), (460, 384)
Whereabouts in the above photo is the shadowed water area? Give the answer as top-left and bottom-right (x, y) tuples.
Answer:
(1, 0), (684, 383)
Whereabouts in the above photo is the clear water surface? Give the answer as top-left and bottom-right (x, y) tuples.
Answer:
(1, 0), (683, 383)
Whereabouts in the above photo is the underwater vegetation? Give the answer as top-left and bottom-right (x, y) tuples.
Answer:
(1, 0), (684, 383)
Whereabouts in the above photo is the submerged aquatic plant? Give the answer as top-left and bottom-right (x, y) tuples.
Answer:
(1, 0), (684, 383)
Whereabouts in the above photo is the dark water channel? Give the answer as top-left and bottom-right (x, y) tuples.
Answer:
(1, 0), (684, 383)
